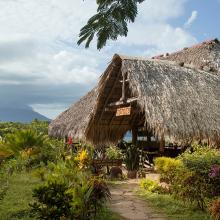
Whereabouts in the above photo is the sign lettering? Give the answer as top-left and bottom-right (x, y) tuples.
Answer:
(116, 107), (131, 116)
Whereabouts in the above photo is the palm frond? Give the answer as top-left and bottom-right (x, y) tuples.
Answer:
(78, 0), (145, 49)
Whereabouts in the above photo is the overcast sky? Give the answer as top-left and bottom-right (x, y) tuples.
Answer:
(0, 0), (220, 119)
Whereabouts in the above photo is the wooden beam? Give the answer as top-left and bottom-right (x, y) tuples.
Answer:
(98, 67), (121, 123)
(120, 71), (126, 102)
(119, 79), (129, 83)
(159, 135), (165, 154)
(104, 108), (116, 112)
(132, 127), (138, 146)
(108, 97), (138, 107)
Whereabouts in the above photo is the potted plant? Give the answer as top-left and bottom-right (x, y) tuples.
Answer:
(105, 146), (123, 165)
(124, 144), (140, 179)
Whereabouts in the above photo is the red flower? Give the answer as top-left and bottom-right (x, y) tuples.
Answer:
(68, 136), (73, 145)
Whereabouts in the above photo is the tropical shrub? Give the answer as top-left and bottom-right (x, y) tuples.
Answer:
(30, 159), (111, 220)
(105, 146), (123, 160)
(124, 144), (140, 171)
(26, 138), (65, 168)
(140, 178), (163, 193)
(30, 181), (73, 220)
(155, 145), (220, 210)
(0, 121), (49, 139)
(208, 198), (220, 220)
(154, 157), (183, 184)
(75, 149), (91, 169)
(32, 166), (46, 181)
(4, 129), (45, 155)
(179, 146), (220, 197)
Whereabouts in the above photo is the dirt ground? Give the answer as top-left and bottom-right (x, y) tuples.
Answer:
(108, 174), (166, 220)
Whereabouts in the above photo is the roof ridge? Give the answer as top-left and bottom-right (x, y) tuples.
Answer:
(152, 38), (220, 59)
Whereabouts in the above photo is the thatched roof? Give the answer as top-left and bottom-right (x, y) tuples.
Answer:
(49, 42), (220, 146)
(48, 88), (98, 139)
(154, 39), (220, 74)
(86, 55), (220, 146)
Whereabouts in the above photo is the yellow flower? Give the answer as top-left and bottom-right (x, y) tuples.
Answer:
(75, 149), (90, 168)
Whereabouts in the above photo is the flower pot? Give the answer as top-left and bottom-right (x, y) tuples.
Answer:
(127, 170), (137, 179)
(138, 172), (146, 178)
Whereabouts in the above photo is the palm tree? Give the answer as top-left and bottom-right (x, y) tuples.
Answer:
(0, 130), (45, 156)
(78, 0), (145, 49)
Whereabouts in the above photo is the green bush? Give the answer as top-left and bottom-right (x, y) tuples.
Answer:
(124, 144), (140, 171)
(140, 178), (164, 193)
(154, 157), (183, 184)
(5, 129), (45, 154)
(30, 159), (111, 219)
(179, 146), (220, 199)
(155, 145), (220, 210)
(105, 146), (123, 160)
(30, 181), (73, 220)
(26, 138), (65, 168)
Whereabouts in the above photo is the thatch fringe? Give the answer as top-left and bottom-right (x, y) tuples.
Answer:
(48, 88), (97, 140)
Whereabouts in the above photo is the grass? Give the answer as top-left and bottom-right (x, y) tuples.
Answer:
(0, 171), (122, 220)
(0, 172), (40, 220)
(98, 208), (122, 220)
(137, 189), (212, 220)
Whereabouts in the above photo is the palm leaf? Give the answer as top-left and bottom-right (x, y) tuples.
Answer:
(78, 0), (145, 49)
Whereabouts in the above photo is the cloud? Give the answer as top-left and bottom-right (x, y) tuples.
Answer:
(117, 0), (197, 56)
(118, 23), (197, 56)
(0, 0), (197, 118)
(138, 0), (187, 22)
(184, 10), (198, 28)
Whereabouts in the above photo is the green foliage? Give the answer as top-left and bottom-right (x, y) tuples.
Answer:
(105, 146), (123, 160)
(26, 138), (65, 168)
(179, 145), (220, 177)
(30, 159), (111, 220)
(0, 121), (49, 140)
(124, 144), (140, 171)
(208, 198), (220, 220)
(154, 157), (183, 184)
(0, 170), (9, 201)
(0, 121), (49, 160)
(0, 141), (13, 159)
(0, 122), (26, 139)
(155, 145), (220, 210)
(137, 189), (212, 220)
(5, 129), (45, 154)
(1, 135), (65, 172)
(140, 178), (163, 193)
(78, 0), (145, 49)
(0, 172), (40, 220)
(31, 166), (46, 181)
(0, 171), (116, 220)
(30, 181), (73, 220)
(179, 146), (220, 199)
(0, 122), (114, 219)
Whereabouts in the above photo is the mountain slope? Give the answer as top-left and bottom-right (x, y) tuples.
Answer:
(0, 107), (50, 122)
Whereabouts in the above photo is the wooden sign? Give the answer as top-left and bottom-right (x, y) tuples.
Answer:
(116, 106), (131, 116)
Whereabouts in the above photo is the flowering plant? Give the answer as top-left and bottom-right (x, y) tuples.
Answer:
(75, 149), (90, 169)
(209, 164), (220, 178)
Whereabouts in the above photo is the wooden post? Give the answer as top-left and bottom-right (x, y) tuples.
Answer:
(159, 135), (165, 154)
(120, 71), (126, 102)
(132, 127), (138, 146)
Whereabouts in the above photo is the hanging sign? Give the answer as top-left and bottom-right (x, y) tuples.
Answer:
(116, 106), (131, 116)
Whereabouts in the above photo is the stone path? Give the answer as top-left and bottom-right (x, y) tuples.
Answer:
(108, 178), (165, 220)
